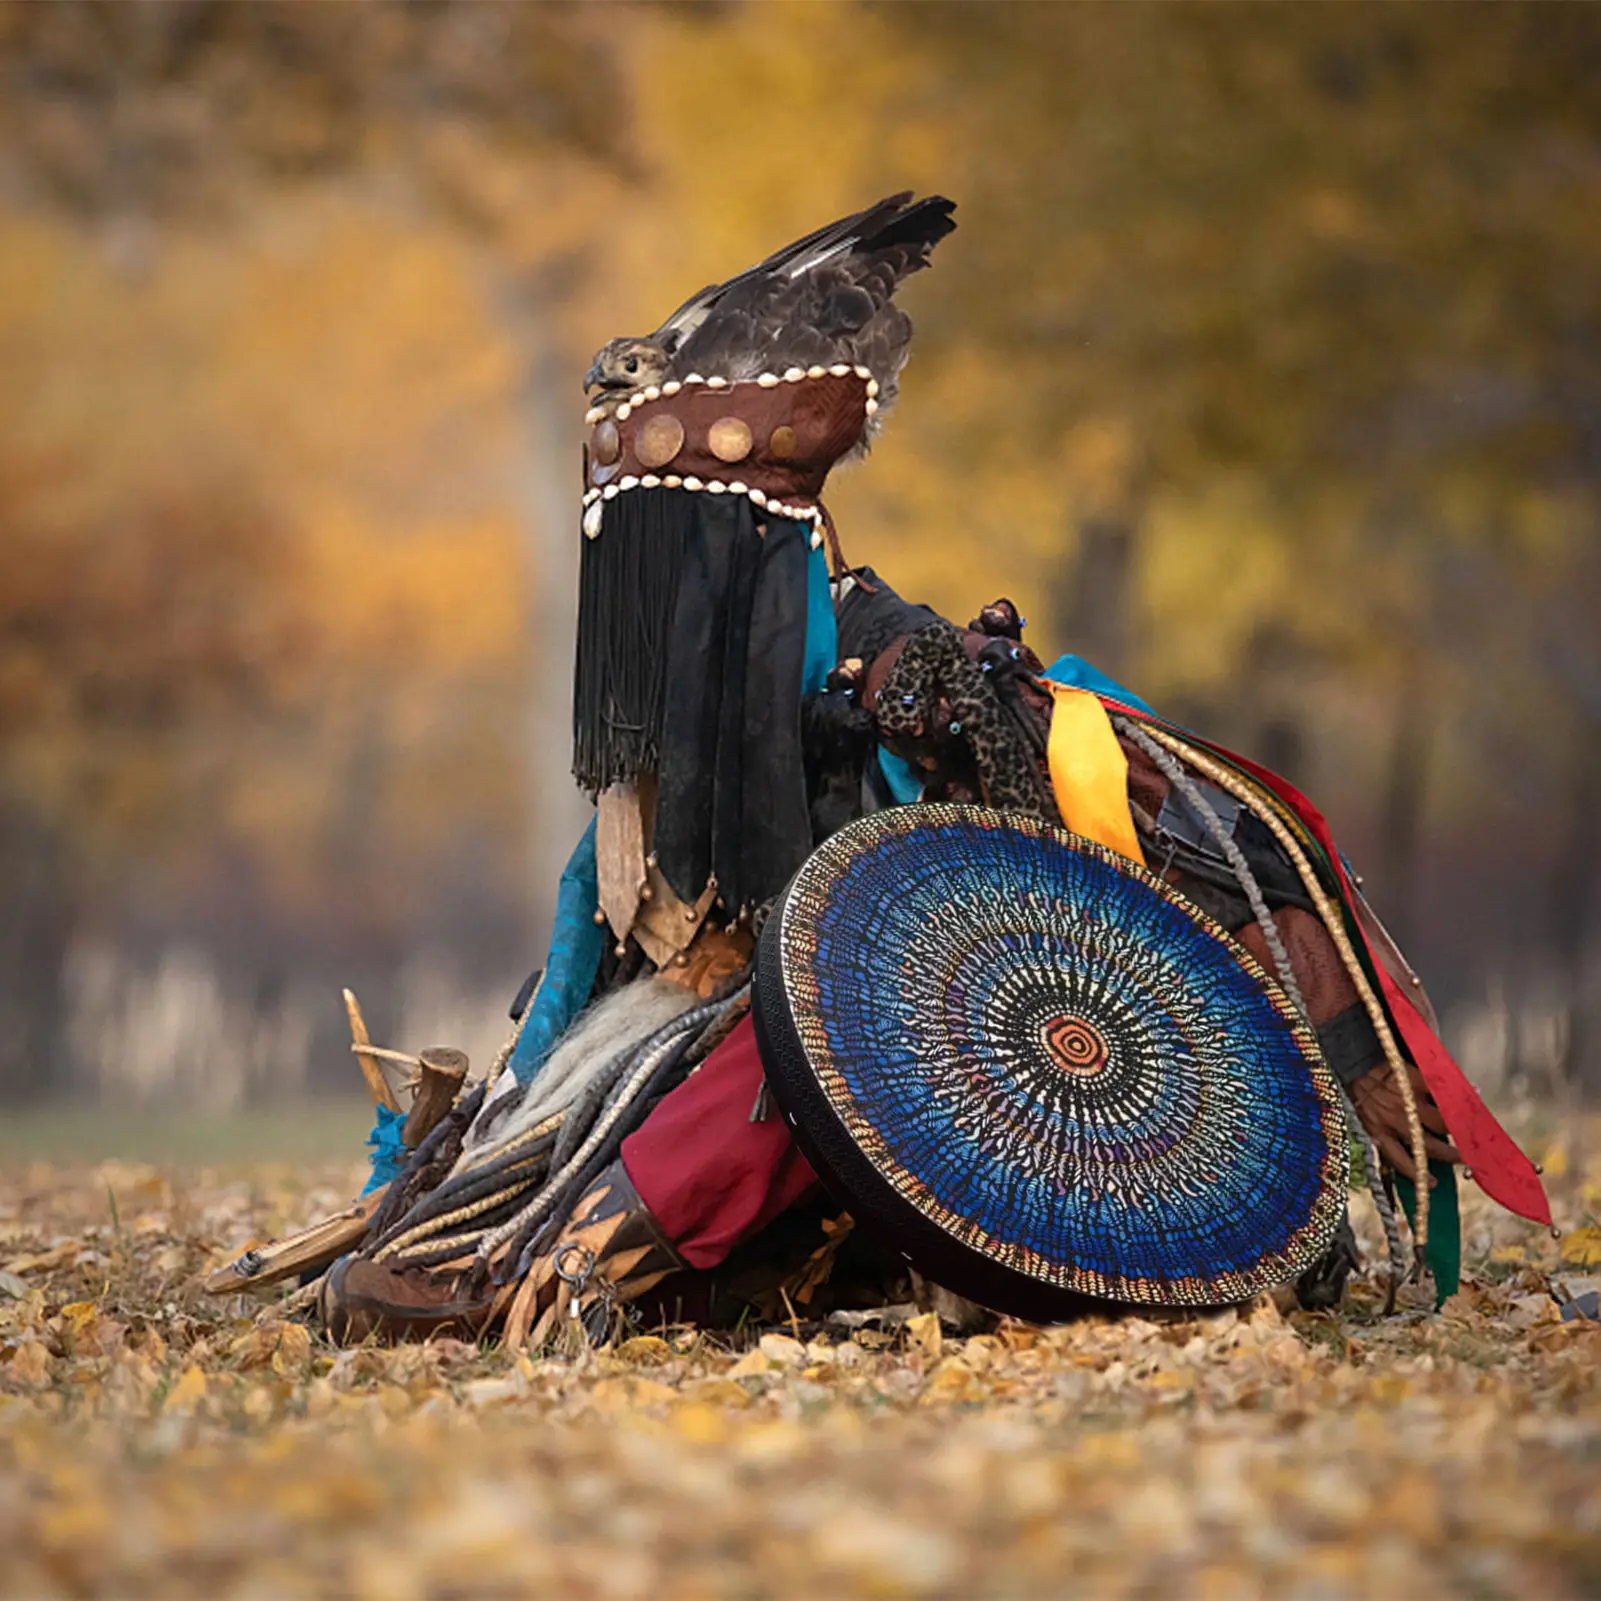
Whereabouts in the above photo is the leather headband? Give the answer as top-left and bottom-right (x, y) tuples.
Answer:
(582, 370), (873, 537)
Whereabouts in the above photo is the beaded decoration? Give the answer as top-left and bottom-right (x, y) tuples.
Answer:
(756, 804), (1348, 1315)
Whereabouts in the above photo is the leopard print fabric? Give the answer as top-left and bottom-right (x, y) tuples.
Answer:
(874, 621), (1061, 823)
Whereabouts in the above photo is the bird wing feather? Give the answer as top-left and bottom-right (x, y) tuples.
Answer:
(649, 192), (919, 348)
(659, 194), (955, 393)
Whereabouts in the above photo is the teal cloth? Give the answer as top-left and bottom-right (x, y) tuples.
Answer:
(877, 749), (924, 804)
(1043, 653), (1155, 715)
(1395, 1161), (1462, 1306)
(506, 815), (605, 1085)
(360, 1103), (409, 1197)
(803, 538), (837, 695)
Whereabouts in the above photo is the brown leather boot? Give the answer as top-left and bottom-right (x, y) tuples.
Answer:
(504, 1160), (687, 1349)
(320, 1253), (502, 1345)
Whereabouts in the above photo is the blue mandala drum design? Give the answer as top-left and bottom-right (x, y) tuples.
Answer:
(753, 804), (1348, 1316)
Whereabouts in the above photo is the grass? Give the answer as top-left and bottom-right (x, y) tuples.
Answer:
(0, 1100), (377, 1168)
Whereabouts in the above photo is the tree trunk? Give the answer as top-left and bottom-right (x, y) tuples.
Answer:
(1552, 724), (1601, 1096)
(0, 798), (73, 1101)
(485, 262), (593, 939)
(1378, 673), (1430, 953)
(1057, 512), (1137, 680)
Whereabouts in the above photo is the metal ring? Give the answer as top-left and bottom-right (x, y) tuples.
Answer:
(554, 1242), (596, 1288)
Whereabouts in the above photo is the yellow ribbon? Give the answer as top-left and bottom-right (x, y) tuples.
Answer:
(1044, 683), (1146, 868)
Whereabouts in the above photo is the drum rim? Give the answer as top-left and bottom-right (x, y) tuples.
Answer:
(753, 802), (1347, 1319)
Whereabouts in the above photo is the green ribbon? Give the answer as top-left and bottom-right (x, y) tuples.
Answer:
(1395, 1160), (1461, 1306)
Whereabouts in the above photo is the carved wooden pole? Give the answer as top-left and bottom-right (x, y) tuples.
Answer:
(344, 987), (401, 1113)
(404, 1047), (469, 1146)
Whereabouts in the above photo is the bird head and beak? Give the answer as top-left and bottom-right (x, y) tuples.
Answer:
(584, 337), (672, 394)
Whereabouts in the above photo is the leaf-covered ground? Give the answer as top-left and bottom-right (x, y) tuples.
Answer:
(0, 1119), (1598, 1599)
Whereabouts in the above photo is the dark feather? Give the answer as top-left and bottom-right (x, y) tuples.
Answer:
(661, 193), (956, 417)
(652, 192), (929, 345)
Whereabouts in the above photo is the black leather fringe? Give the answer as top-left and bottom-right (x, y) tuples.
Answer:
(574, 491), (815, 916)
(572, 492), (694, 794)
(578, 493), (814, 916)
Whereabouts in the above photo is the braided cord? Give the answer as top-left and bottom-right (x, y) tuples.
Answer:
(374, 1149), (551, 1262)
(485, 1007), (528, 1089)
(471, 991), (741, 1273)
(1118, 719), (1305, 1014)
(1117, 717), (1406, 1295)
(390, 1219), (521, 1273)
(369, 1115), (560, 1242)
(1124, 719), (1430, 1262)
(452, 1110), (566, 1184)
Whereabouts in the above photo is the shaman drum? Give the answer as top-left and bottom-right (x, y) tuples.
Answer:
(753, 804), (1347, 1319)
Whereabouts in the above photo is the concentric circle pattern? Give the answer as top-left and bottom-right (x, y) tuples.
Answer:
(765, 804), (1347, 1311)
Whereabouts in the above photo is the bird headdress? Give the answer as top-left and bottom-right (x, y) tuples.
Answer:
(585, 192), (955, 420)
(573, 193), (955, 924)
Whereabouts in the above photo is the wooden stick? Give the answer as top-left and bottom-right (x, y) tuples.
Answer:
(350, 1043), (424, 1071)
(344, 987), (401, 1112)
(404, 1047), (469, 1147)
(204, 1187), (387, 1294)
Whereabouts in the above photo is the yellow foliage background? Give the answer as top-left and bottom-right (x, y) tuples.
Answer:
(0, 2), (1597, 1100)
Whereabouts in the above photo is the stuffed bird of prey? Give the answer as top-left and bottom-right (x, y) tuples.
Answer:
(585, 192), (956, 433)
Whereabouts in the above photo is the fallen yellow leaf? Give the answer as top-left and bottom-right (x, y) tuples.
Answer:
(680, 1378), (752, 1410)
(726, 1348), (771, 1381)
(920, 1359), (980, 1406)
(614, 1334), (673, 1366)
(1559, 1226), (1601, 1267)
(672, 1401), (731, 1443)
(906, 1311), (943, 1363)
(757, 1332), (806, 1368)
(626, 1376), (680, 1408)
(164, 1365), (207, 1413)
(4, 1243), (78, 1276)
(9, 1340), (52, 1386)
(590, 1375), (678, 1412)
(270, 1323), (313, 1377)
(60, 1300), (98, 1330)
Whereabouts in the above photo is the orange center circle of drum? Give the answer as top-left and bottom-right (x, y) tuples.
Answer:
(707, 416), (753, 464)
(768, 424), (799, 460)
(591, 418), (621, 466)
(636, 413), (685, 470)
(1042, 1015), (1109, 1076)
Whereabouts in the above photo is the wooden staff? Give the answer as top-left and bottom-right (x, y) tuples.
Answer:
(405, 1047), (469, 1146)
(344, 987), (402, 1113)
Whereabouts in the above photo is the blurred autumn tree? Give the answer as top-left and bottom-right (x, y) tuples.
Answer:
(0, 1), (1597, 1100)
(0, 0), (624, 1095)
(613, 1), (1601, 1082)
(886, 3), (1601, 1065)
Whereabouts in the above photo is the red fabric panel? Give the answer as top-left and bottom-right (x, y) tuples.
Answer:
(621, 1013), (819, 1270)
(1105, 699), (1552, 1226)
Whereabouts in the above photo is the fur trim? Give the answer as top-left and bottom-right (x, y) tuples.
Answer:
(458, 977), (698, 1169)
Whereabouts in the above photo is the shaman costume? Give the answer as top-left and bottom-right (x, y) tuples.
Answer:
(248, 193), (1549, 1342)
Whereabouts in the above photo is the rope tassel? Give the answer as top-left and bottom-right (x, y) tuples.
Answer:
(1116, 716), (1431, 1268)
(1116, 716), (1408, 1303)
